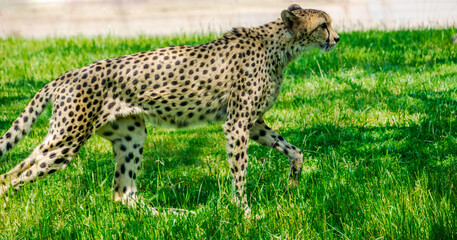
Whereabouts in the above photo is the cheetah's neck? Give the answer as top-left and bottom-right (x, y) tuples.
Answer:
(252, 19), (311, 73)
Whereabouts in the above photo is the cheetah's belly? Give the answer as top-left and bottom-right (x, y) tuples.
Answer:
(142, 105), (228, 129)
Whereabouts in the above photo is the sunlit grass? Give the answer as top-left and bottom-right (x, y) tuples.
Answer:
(0, 28), (456, 239)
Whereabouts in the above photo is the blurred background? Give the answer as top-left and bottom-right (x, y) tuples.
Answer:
(0, 0), (456, 38)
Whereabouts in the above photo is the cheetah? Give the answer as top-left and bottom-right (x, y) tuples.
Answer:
(0, 4), (339, 215)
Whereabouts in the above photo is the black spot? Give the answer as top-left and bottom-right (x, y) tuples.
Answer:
(104, 131), (114, 137)
(54, 158), (65, 164)
(120, 145), (127, 151)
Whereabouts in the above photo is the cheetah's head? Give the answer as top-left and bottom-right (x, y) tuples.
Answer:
(281, 4), (340, 52)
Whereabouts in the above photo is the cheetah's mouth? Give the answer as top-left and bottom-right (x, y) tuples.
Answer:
(320, 42), (336, 52)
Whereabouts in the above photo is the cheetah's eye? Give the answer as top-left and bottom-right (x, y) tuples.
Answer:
(320, 23), (327, 29)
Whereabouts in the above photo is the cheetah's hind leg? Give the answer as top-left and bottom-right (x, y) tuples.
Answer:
(0, 120), (92, 205)
(96, 115), (195, 216)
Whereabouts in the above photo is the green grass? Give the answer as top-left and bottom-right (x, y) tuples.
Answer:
(1, 28), (457, 239)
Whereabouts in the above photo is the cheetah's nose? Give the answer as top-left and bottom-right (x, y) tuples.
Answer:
(334, 37), (340, 43)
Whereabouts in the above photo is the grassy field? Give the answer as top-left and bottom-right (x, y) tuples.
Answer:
(0, 28), (457, 239)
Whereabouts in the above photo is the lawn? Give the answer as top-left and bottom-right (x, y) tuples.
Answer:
(0, 28), (456, 239)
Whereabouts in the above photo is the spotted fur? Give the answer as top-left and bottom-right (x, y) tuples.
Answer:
(0, 5), (339, 215)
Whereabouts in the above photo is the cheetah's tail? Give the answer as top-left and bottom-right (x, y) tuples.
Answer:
(0, 84), (52, 158)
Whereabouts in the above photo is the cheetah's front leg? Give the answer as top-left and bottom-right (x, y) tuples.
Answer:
(250, 118), (304, 184)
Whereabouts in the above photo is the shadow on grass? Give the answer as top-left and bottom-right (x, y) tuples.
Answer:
(139, 128), (228, 208)
(4, 87), (456, 209)
(288, 86), (457, 169)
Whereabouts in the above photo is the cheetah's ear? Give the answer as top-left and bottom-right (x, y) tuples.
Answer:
(281, 10), (299, 35)
(288, 4), (302, 12)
